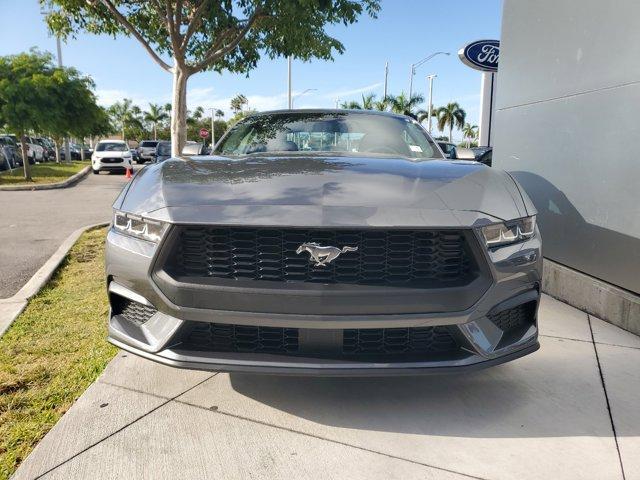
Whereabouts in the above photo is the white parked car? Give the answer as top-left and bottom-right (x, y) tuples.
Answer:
(24, 136), (45, 162)
(91, 140), (132, 175)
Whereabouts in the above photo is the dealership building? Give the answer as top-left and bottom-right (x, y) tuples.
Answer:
(492, 0), (639, 334)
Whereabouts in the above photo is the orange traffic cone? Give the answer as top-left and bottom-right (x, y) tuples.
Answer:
(125, 168), (132, 180)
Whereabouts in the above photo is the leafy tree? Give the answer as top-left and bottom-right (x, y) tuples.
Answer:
(144, 103), (169, 140)
(0, 50), (108, 178)
(385, 92), (424, 118)
(215, 108), (225, 120)
(360, 93), (376, 110)
(45, 1), (380, 156)
(435, 102), (466, 142)
(108, 99), (145, 140)
(462, 123), (478, 147)
(373, 98), (388, 111)
(230, 94), (248, 114)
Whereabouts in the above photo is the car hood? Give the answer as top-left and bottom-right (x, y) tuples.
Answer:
(94, 151), (128, 157)
(116, 154), (532, 227)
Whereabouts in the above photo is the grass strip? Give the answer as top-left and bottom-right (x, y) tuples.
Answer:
(0, 227), (116, 478)
(0, 161), (89, 186)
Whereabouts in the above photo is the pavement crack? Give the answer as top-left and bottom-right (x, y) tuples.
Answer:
(35, 373), (218, 479)
(175, 396), (490, 480)
(587, 314), (627, 480)
(540, 333), (640, 351)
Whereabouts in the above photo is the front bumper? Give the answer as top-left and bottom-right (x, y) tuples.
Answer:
(105, 227), (542, 376)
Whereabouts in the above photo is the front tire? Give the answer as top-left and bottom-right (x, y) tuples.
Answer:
(92, 169), (99, 175)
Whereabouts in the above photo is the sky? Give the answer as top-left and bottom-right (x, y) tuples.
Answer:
(0, 0), (503, 141)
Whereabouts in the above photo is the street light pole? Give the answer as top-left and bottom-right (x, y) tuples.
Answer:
(287, 56), (292, 109)
(408, 51), (449, 99)
(210, 108), (215, 148)
(426, 74), (437, 134)
(383, 61), (389, 99)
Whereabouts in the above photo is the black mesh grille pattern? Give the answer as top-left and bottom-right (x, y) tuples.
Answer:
(178, 322), (459, 359)
(171, 226), (475, 287)
(489, 301), (536, 333)
(184, 322), (300, 354)
(116, 298), (157, 326)
(343, 327), (457, 355)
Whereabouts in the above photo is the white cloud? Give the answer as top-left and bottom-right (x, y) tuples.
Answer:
(322, 82), (383, 99)
(96, 88), (169, 108)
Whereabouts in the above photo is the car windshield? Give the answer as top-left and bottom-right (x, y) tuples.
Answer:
(140, 141), (159, 147)
(96, 142), (127, 152)
(215, 112), (442, 159)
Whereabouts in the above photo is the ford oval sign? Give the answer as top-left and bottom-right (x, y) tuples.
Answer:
(458, 40), (499, 72)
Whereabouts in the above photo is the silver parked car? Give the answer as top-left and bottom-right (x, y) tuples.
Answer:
(137, 140), (159, 163)
(106, 110), (541, 375)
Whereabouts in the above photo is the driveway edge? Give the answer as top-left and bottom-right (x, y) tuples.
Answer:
(0, 222), (109, 337)
(0, 165), (90, 191)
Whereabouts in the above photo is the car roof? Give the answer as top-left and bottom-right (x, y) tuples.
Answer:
(98, 139), (126, 143)
(250, 108), (411, 121)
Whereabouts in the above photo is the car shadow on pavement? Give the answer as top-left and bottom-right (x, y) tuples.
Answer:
(226, 339), (628, 438)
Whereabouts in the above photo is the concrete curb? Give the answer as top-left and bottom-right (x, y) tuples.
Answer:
(0, 165), (90, 191)
(0, 222), (109, 337)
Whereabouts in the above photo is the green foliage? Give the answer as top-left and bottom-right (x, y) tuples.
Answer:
(230, 94), (248, 114)
(144, 103), (169, 140)
(435, 102), (466, 142)
(385, 92), (425, 118)
(45, 1), (381, 75)
(0, 49), (109, 178)
(0, 228), (117, 478)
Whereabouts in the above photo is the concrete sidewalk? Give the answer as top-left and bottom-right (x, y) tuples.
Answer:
(14, 295), (640, 480)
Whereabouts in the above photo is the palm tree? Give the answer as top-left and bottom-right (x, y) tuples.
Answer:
(435, 102), (466, 142)
(416, 105), (436, 124)
(360, 93), (377, 110)
(385, 93), (425, 118)
(108, 98), (136, 140)
(144, 103), (169, 140)
(339, 100), (362, 109)
(214, 109), (224, 120)
(373, 98), (388, 111)
(230, 94), (248, 114)
(462, 123), (478, 147)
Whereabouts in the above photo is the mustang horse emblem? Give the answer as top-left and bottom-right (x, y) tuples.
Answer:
(296, 242), (358, 267)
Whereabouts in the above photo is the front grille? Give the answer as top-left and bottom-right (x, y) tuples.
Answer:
(183, 322), (299, 354)
(101, 157), (123, 163)
(113, 297), (157, 326)
(489, 301), (537, 333)
(343, 326), (457, 355)
(168, 226), (476, 288)
(178, 322), (460, 360)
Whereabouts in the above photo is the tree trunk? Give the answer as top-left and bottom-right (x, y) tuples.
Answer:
(171, 66), (189, 157)
(449, 124), (453, 143)
(54, 139), (61, 163)
(80, 138), (85, 161)
(153, 123), (157, 141)
(20, 133), (32, 181)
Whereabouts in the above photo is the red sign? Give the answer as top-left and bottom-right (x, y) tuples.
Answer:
(199, 128), (209, 138)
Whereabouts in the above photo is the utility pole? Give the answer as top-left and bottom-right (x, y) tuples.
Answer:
(335, 98), (340, 109)
(426, 74), (437, 134)
(383, 62), (389, 99)
(287, 56), (292, 109)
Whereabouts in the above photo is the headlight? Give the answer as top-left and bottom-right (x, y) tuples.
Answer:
(113, 211), (167, 243)
(480, 215), (536, 248)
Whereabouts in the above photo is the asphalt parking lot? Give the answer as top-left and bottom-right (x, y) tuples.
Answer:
(12, 295), (640, 480)
(0, 165), (142, 299)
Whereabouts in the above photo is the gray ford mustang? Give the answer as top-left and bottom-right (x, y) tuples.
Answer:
(106, 109), (541, 375)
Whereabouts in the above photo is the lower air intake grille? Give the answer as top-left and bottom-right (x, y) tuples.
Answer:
(114, 298), (157, 326)
(343, 327), (457, 355)
(184, 322), (300, 354)
(489, 301), (537, 333)
(179, 323), (459, 359)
